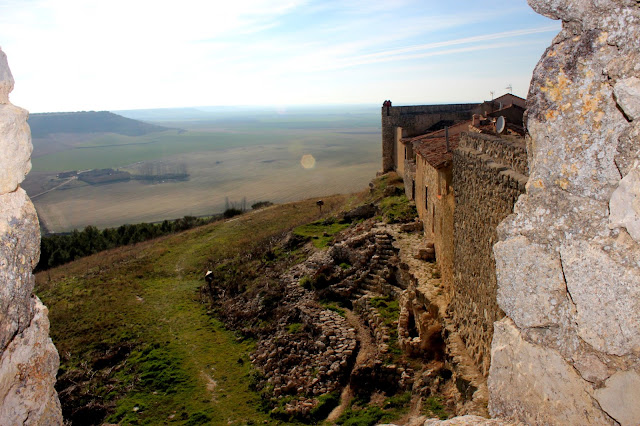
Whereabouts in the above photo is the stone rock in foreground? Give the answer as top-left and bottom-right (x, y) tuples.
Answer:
(488, 319), (611, 425)
(0, 297), (63, 425)
(0, 188), (39, 355)
(0, 104), (31, 195)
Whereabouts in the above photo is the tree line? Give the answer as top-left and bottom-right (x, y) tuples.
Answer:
(37, 200), (274, 272)
(37, 216), (215, 272)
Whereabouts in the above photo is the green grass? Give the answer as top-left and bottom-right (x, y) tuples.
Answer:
(293, 218), (350, 248)
(319, 300), (346, 317)
(423, 396), (449, 420)
(36, 195), (355, 425)
(336, 392), (411, 426)
(370, 295), (400, 328)
(287, 323), (303, 334)
(379, 195), (417, 223)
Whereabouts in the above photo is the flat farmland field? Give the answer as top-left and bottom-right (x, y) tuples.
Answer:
(24, 106), (381, 232)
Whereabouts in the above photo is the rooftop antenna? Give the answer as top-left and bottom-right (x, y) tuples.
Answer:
(506, 84), (513, 93)
(490, 90), (495, 101)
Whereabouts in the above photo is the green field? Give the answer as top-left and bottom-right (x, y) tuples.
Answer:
(23, 106), (381, 232)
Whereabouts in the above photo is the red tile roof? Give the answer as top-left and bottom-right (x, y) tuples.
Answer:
(412, 133), (461, 169)
(403, 120), (470, 169)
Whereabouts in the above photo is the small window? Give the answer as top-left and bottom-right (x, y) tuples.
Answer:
(404, 146), (407, 160)
(425, 186), (428, 210)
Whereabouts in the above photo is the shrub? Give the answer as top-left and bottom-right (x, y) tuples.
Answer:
(252, 201), (273, 210)
(299, 276), (313, 290)
(223, 208), (243, 219)
(310, 391), (340, 421)
(287, 323), (303, 334)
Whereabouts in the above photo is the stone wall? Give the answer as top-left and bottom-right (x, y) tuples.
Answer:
(489, 1), (640, 424)
(0, 48), (62, 425)
(415, 158), (455, 295)
(450, 132), (528, 377)
(381, 104), (475, 172)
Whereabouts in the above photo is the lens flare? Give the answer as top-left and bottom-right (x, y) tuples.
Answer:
(300, 154), (316, 169)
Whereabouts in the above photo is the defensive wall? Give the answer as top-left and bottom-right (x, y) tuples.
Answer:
(381, 104), (476, 173)
(450, 132), (528, 377)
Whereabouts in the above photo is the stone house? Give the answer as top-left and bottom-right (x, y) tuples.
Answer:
(471, 93), (526, 117)
(407, 121), (470, 294)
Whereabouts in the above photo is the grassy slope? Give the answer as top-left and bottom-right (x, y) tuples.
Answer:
(36, 194), (363, 425)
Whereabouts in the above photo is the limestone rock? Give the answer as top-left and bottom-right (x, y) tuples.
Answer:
(488, 318), (612, 425)
(0, 45), (61, 424)
(572, 352), (610, 383)
(560, 239), (640, 356)
(494, 236), (569, 328)
(0, 188), (40, 354)
(0, 103), (32, 194)
(489, 0), (640, 423)
(0, 48), (13, 104)
(0, 297), (63, 425)
(615, 122), (640, 177)
(609, 167), (640, 242)
(594, 369), (640, 426)
(525, 27), (626, 202)
(422, 416), (511, 425)
(614, 76), (640, 121)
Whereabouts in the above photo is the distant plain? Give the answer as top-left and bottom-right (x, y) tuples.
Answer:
(23, 106), (381, 232)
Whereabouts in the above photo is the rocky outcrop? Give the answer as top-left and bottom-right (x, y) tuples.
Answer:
(0, 47), (62, 425)
(489, 1), (640, 424)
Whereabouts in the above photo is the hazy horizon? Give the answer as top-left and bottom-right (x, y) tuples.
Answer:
(1, 0), (559, 113)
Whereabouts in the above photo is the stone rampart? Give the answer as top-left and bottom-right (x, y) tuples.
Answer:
(0, 47), (62, 425)
(382, 104), (475, 172)
(450, 133), (528, 377)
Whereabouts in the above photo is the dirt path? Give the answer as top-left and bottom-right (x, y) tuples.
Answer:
(30, 176), (77, 199)
(326, 308), (377, 423)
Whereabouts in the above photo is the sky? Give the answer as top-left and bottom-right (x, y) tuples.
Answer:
(0, 0), (560, 113)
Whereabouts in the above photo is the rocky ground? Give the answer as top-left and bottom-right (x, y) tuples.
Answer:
(203, 181), (488, 424)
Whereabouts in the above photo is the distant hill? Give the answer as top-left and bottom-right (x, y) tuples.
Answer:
(28, 111), (174, 138)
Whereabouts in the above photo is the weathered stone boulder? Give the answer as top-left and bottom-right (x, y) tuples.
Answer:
(0, 298), (62, 424)
(0, 49), (13, 104)
(0, 188), (39, 353)
(0, 47), (62, 424)
(489, 1), (640, 424)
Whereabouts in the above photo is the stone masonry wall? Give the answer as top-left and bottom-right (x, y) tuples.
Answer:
(382, 104), (475, 172)
(450, 132), (528, 377)
(0, 47), (62, 425)
(489, 1), (640, 424)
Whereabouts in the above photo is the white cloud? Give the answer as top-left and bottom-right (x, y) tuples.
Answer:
(0, 0), (559, 111)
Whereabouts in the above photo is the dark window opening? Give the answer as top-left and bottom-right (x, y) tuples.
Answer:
(425, 186), (428, 210)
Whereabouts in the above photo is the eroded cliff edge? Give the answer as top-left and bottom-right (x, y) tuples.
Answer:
(0, 47), (62, 425)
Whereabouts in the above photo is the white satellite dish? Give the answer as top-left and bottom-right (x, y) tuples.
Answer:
(496, 116), (506, 134)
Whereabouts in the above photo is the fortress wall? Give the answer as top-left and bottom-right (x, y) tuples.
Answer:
(450, 132), (528, 377)
(488, 1), (640, 424)
(0, 48), (62, 425)
(381, 104), (475, 172)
